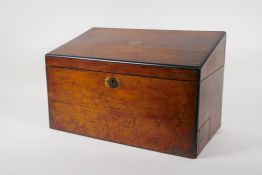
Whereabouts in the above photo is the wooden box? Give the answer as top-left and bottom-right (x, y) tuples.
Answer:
(46, 27), (226, 158)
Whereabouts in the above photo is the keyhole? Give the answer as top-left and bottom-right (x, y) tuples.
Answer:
(105, 77), (119, 88)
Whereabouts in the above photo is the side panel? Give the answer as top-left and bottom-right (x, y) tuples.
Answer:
(197, 67), (224, 154)
(47, 67), (198, 158)
(200, 33), (226, 80)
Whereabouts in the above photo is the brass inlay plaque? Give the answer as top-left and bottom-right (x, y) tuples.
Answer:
(126, 40), (144, 46)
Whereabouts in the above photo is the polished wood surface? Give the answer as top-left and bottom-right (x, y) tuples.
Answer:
(47, 67), (197, 158)
(46, 56), (199, 81)
(48, 27), (225, 68)
(200, 34), (226, 80)
(46, 28), (226, 158)
(197, 67), (224, 154)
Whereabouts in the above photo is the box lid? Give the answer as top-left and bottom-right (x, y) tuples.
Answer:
(46, 27), (226, 81)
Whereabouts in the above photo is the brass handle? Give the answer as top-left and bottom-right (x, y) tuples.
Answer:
(105, 77), (119, 88)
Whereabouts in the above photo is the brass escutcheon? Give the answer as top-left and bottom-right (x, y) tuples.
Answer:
(105, 77), (119, 88)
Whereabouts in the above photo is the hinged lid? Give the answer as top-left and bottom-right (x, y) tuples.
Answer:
(46, 27), (226, 82)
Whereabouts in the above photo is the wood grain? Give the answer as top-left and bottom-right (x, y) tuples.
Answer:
(197, 67), (224, 154)
(48, 27), (225, 67)
(47, 67), (198, 158)
(46, 28), (226, 158)
(46, 56), (199, 82)
(200, 34), (226, 80)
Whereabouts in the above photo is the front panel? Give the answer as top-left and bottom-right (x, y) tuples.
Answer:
(47, 67), (198, 157)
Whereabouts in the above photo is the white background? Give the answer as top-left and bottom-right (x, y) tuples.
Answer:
(0, 0), (262, 174)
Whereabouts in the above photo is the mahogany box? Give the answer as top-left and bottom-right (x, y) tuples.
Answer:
(46, 27), (226, 158)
